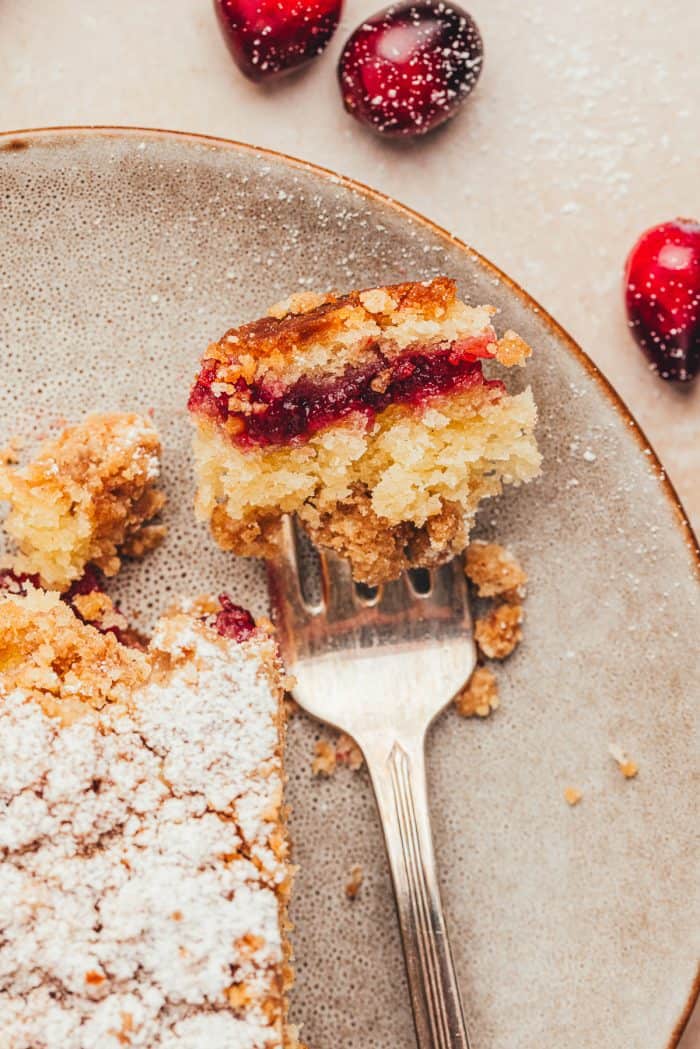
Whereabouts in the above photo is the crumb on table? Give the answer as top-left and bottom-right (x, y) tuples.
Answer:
(345, 865), (364, 900)
(564, 786), (583, 806)
(455, 666), (499, 718)
(474, 603), (523, 659)
(609, 743), (639, 779)
(465, 541), (527, 599)
(311, 738), (337, 777)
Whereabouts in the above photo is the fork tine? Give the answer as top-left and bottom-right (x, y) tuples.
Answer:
(377, 573), (413, 614)
(319, 550), (359, 621)
(429, 557), (472, 621)
(266, 516), (315, 626)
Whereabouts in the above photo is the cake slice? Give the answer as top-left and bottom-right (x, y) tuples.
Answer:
(0, 585), (298, 1049)
(188, 277), (541, 584)
(0, 413), (166, 591)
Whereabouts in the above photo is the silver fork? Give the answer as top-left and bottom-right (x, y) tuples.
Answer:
(267, 517), (477, 1049)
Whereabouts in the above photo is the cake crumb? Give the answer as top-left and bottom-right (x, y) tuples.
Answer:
(564, 786), (583, 806)
(311, 738), (337, 777)
(495, 330), (532, 367)
(345, 865), (364, 900)
(465, 541), (527, 599)
(336, 732), (363, 770)
(267, 291), (329, 319)
(609, 743), (639, 779)
(455, 666), (499, 718)
(475, 603), (523, 659)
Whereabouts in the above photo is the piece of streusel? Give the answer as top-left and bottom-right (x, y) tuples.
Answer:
(474, 602), (523, 659)
(465, 541), (527, 599)
(0, 413), (166, 590)
(455, 665), (500, 718)
(0, 587), (299, 1049)
(311, 738), (337, 777)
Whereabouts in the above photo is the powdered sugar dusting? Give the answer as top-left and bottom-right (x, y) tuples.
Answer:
(0, 615), (287, 1048)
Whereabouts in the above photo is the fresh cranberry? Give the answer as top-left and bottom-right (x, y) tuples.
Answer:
(624, 218), (700, 382)
(214, 0), (342, 81)
(215, 594), (257, 642)
(338, 0), (483, 137)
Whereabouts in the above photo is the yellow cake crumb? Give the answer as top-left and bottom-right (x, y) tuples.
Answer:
(564, 787), (583, 806)
(345, 865), (364, 900)
(311, 738), (337, 777)
(336, 732), (364, 770)
(465, 541), (527, 599)
(455, 666), (500, 718)
(475, 603), (523, 659)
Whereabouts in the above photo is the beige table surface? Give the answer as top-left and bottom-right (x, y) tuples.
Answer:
(1, 0), (698, 1044)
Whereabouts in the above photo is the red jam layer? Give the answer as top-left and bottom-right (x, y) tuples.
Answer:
(188, 336), (502, 448)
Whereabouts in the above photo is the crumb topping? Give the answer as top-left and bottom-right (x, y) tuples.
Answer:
(455, 665), (500, 718)
(474, 603), (523, 660)
(0, 587), (149, 724)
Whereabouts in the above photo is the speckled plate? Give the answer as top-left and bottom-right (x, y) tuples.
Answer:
(0, 127), (697, 1049)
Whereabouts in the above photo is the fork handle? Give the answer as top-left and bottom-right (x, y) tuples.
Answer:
(365, 736), (471, 1049)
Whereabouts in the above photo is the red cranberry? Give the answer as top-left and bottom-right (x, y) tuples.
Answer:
(338, 0), (483, 137)
(624, 218), (700, 382)
(214, 0), (342, 82)
(215, 594), (257, 642)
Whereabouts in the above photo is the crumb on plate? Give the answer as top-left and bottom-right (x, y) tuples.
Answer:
(474, 603), (523, 659)
(336, 732), (363, 770)
(465, 541), (527, 599)
(311, 738), (337, 777)
(455, 665), (499, 718)
(564, 786), (583, 806)
(345, 865), (364, 900)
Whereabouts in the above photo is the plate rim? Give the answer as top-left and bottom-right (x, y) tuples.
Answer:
(1, 123), (698, 1046)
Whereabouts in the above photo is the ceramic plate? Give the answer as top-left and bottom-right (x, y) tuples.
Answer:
(0, 127), (697, 1049)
